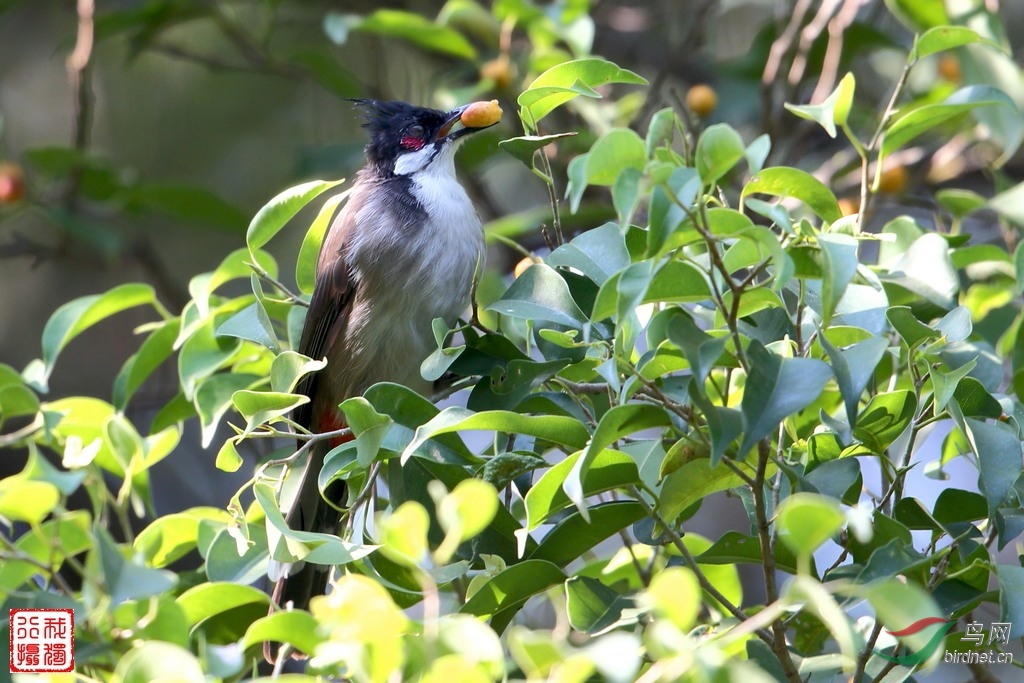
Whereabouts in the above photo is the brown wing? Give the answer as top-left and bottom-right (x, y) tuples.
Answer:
(291, 194), (360, 432)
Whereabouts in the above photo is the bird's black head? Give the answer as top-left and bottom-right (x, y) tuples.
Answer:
(351, 99), (484, 177)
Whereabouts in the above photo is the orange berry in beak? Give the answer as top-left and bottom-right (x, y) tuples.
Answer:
(460, 100), (503, 128)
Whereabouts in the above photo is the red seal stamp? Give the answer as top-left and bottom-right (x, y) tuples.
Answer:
(9, 608), (75, 673)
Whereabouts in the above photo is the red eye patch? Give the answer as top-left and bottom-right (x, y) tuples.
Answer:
(400, 135), (426, 150)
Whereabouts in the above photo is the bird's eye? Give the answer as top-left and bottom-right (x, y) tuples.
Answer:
(407, 124), (425, 138)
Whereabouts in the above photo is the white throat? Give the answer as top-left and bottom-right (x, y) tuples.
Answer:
(393, 139), (460, 178)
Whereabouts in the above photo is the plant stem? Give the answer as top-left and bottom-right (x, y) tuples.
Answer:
(753, 440), (801, 682)
(629, 486), (774, 646)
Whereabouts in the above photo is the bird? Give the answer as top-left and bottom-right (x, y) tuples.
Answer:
(268, 98), (500, 630)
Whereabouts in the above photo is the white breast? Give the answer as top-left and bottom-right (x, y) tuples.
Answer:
(342, 142), (485, 393)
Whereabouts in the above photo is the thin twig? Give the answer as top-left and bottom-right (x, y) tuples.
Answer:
(629, 486), (774, 645)
(753, 440), (801, 681)
(64, 0), (95, 211)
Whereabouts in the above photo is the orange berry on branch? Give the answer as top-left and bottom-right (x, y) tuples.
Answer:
(0, 163), (25, 205)
(937, 55), (961, 83)
(480, 55), (513, 90)
(513, 256), (536, 278)
(877, 163), (908, 194)
(837, 198), (859, 216)
(685, 84), (718, 118)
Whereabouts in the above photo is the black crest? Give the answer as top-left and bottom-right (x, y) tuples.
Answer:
(350, 99), (449, 176)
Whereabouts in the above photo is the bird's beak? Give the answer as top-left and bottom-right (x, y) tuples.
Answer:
(435, 102), (500, 142)
(434, 106), (469, 142)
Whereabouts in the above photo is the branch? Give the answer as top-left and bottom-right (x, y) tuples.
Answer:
(753, 440), (801, 681)
(629, 486), (774, 646)
(64, 0), (95, 210)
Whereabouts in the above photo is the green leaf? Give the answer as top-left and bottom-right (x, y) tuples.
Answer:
(856, 536), (929, 585)
(461, 559), (565, 618)
(646, 167), (701, 257)
(818, 233), (859, 324)
(645, 107), (676, 156)
(487, 264), (588, 327)
(205, 524), (270, 584)
(127, 183), (247, 232)
(113, 319), (180, 410)
(818, 332), (889, 427)
(0, 478), (60, 524)
(113, 642), (204, 683)
(989, 180), (1024, 228)
(93, 529), (178, 605)
(695, 530), (802, 575)
(776, 493), (844, 559)
(242, 610), (324, 656)
(933, 488), (988, 525)
(215, 301), (279, 352)
(666, 313), (727, 387)
(932, 358), (976, 414)
(518, 58), (647, 125)
(659, 459), (758, 522)
(738, 341), (832, 456)
(882, 0), (948, 30)
(0, 511), (91, 591)
(912, 26), (1004, 61)
(112, 596), (190, 650)
(643, 566), (701, 630)
(937, 188), (987, 219)
(270, 351), (326, 394)
(402, 406), (589, 465)
(742, 167), (842, 223)
(246, 179), (345, 255)
(499, 133), (577, 167)
(177, 582), (270, 627)
(528, 501), (646, 567)
(524, 449), (640, 532)
(296, 190), (348, 294)
(585, 129), (645, 186)
(378, 501), (430, 566)
(593, 260), (710, 321)
(963, 418), (1022, 514)
(179, 321), (242, 401)
(613, 167), (643, 226)
(332, 10), (478, 60)
(254, 481), (376, 565)
(195, 373), (259, 447)
(861, 580), (944, 662)
(547, 222), (630, 286)
(852, 390), (917, 455)
(784, 72), (856, 137)
(690, 390), (744, 466)
(565, 576), (632, 634)
(886, 306), (939, 348)
(482, 452), (548, 492)
(231, 390), (308, 436)
(564, 404), (672, 519)
(135, 508), (229, 568)
(995, 565), (1024, 639)
(882, 86), (1015, 156)
(953, 377), (1002, 419)
(39, 283), (160, 386)
(186, 248), (276, 321)
(437, 479), (500, 546)
(695, 123), (745, 186)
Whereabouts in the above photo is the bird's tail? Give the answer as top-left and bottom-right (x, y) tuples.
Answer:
(264, 435), (350, 662)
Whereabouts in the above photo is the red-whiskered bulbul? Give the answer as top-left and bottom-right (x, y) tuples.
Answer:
(269, 99), (500, 623)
